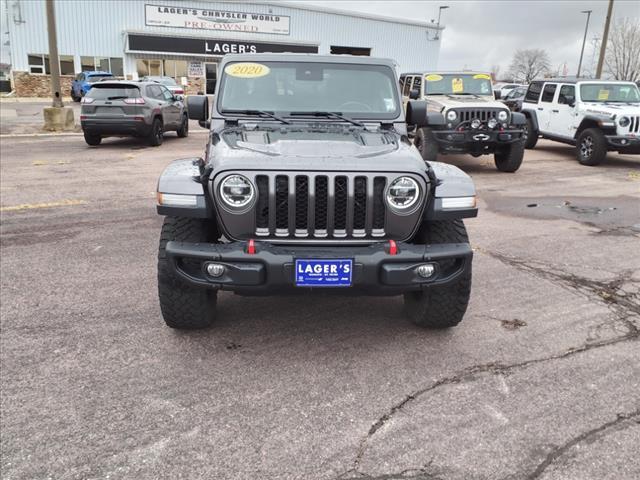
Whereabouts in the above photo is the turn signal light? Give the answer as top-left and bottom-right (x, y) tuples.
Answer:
(124, 98), (145, 104)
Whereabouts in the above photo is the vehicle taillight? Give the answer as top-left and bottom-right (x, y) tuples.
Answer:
(175, 89), (184, 94)
(81, 97), (94, 104)
(124, 98), (145, 104)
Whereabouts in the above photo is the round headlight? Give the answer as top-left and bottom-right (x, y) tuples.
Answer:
(487, 118), (498, 129)
(619, 116), (630, 127)
(386, 176), (420, 211)
(470, 118), (481, 129)
(498, 110), (509, 121)
(446, 110), (457, 122)
(219, 174), (255, 209)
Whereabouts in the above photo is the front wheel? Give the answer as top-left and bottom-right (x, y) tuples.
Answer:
(494, 141), (524, 172)
(158, 217), (217, 329)
(577, 128), (607, 166)
(523, 116), (538, 149)
(176, 114), (189, 138)
(414, 127), (439, 162)
(404, 220), (472, 328)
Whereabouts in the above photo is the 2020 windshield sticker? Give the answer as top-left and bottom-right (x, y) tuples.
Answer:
(598, 89), (610, 100)
(425, 74), (443, 81)
(225, 63), (271, 78)
(473, 73), (491, 80)
(452, 77), (464, 93)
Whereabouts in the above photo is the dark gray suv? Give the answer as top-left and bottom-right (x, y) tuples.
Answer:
(80, 81), (188, 146)
(155, 54), (478, 330)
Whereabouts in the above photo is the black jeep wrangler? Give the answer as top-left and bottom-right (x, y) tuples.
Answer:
(156, 54), (478, 329)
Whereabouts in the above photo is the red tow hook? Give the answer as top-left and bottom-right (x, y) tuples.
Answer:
(246, 239), (256, 255)
(388, 239), (398, 255)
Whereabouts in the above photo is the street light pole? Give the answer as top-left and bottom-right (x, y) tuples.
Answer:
(434, 6), (449, 40)
(595, 0), (614, 79)
(45, 0), (63, 107)
(576, 10), (592, 78)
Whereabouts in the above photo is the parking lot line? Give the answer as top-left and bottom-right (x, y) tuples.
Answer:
(0, 199), (88, 212)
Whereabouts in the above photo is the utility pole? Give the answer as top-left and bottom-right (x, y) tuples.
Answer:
(45, 0), (62, 107)
(576, 10), (592, 78)
(434, 6), (449, 40)
(595, 0), (614, 79)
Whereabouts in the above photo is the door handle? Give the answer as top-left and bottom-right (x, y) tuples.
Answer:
(552, 109), (559, 113)
(537, 108), (543, 111)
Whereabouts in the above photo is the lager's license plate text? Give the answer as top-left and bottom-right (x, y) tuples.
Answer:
(295, 259), (352, 287)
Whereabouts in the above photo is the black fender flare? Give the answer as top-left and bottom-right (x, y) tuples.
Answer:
(521, 109), (539, 132)
(575, 115), (617, 138)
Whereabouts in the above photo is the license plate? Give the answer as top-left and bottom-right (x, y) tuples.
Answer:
(295, 259), (352, 287)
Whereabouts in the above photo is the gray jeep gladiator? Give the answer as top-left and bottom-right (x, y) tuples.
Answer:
(156, 54), (478, 330)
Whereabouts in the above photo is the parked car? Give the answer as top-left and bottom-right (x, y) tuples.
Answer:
(71, 71), (114, 101)
(401, 71), (527, 172)
(155, 53), (478, 330)
(521, 78), (640, 165)
(500, 85), (527, 112)
(80, 80), (188, 146)
(141, 76), (185, 95)
(493, 82), (524, 99)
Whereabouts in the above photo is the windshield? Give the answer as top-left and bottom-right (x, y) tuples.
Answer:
(87, 74), (114, 83)
(218, 61), (400, 119)
(425, 73), (493, 96)
(580, 83), (640, 103)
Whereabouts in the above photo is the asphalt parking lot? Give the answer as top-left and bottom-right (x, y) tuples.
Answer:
(1, 133), (639, 480)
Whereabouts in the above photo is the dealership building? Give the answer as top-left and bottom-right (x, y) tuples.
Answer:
(3, 0), (442, 96)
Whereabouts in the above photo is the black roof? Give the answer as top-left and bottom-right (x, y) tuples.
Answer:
(532, 77), (636, 84)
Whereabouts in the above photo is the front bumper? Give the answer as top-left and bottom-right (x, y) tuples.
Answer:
(433, 128), (524, 154)
(81, 118), (151, 137)
(605, 135), (640, 154)
(165, 240), (472, 296)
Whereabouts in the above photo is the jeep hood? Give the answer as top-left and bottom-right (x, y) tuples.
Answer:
(210, 127), (427, 173)
(427, 95), (506, 111)
(582, 102), (640, 117)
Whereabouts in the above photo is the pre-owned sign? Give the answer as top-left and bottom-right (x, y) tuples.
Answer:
(145, 4), (291, 36)
(128, 34), (318, 55)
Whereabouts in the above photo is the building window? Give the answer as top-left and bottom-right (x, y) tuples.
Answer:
(136, 59), (163, 78)
(29, 53), (75, 75)
(80, 56), (123, 75)
(330, 46), (371, 56)
(162, 60), (188, 80)
(59, 55), (74, 75)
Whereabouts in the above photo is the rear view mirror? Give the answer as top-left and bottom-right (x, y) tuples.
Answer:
(406, 100), (428, 126)
(187, 95), (209, 123)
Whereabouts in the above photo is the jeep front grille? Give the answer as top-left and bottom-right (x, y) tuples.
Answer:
(627, 116), (640, 134)
(254, 173), (390, 239)
(454, 108), (506, 124)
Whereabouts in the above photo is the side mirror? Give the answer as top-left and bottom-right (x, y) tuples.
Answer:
(409, 89), (420, 100)
(494, 91), (502, 100)
(406, 100), (428, 126)
(567, 97), (575, 107)
(187, 95), (209, 122)
(174, 94), (183, 101)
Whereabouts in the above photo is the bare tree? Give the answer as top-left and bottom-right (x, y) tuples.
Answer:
(508, 49), (551, 83)
(604, 18), (640, 82)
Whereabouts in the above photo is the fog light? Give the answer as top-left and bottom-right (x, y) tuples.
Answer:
(416, 263), (436, 278)
(488, 118), (498, 129)
(206, 263), (225, 277)
(471, 119), (481, 129)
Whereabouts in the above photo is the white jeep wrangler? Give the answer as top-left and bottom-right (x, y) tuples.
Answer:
(400, 72), (527, 172)
(521, 79), (640, 165)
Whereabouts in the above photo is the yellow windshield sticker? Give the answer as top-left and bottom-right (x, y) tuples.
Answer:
(452, 78), (464, 93)
(425, 74), (443, 81)
(225, 63), (270, 78)
(598, 89), (610, 100)
(473, 73), (491, 80)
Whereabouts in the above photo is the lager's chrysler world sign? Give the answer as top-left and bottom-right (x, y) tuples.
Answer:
(145, 4), (291, 35)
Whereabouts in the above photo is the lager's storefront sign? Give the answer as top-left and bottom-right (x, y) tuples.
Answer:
(128, 34), (318, 56)
(145, 4), (291, 36)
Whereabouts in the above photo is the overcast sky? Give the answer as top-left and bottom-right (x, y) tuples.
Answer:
(299, 0), (640, 77)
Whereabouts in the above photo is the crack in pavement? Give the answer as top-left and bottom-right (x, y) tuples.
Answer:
(350, 251), (640, 472)
(525, 408), (640, 480)
(336, 464), (442, 480)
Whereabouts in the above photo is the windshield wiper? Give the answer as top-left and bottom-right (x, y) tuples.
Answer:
(288, 111), (364, 126)
(221, 109), (290, 124)
(107, 95), (129, 100)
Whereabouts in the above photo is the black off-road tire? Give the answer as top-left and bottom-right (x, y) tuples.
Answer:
(176, 114), (189, 138)
(149, 118), (164, 146)
(84, 132), (101, 146)
(577, 128), (607, 166)
(523, 116), (538, 149)
(494, 140), (525, 172)
(158, 217), (217, 329)
(404, 220), (472, 328)
(414, 127), (439, 162)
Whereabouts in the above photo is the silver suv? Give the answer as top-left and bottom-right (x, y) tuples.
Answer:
(80, 81), (189, 146)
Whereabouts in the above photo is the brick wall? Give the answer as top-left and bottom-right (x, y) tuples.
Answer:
(13, 71), (75, 98)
